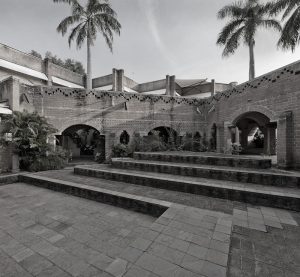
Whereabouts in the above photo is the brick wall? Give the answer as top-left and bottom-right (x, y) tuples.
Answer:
(207, 61), (300, 169)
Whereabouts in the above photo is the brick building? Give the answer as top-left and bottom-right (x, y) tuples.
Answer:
(0, 43), (299, 171)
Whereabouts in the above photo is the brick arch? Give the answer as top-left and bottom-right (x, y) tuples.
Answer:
(148, 123), (179, 135)
(55, 121), (102, 135)
(228, 105), (278, 125)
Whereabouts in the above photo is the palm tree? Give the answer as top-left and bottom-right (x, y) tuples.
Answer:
(53, 0), (121, 89)
(269, 0), (300, 51)
(217, 0), (281, 80)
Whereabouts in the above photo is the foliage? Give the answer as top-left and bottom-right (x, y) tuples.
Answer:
(112, 143), (132, 158)
(0, 111), (67, 172)
(224, 142), (243, 155)
(29, 50), (86, 74)
(252, 129), (264, 148)
(269, 0), (300, 51)
(133, 131), (167, 153)
(217, 0), (281, 79)
(29, 50), (42, 59)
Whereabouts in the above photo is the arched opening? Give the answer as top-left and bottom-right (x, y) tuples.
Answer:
(148, 126), (177, 144)
(57, 124), (105, 162)
(232, 112), (277, 156)
(120, 130), (130, 145)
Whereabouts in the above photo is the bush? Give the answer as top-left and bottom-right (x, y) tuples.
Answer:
(0, 111), (67, 172)
(112, 143), (132, 158)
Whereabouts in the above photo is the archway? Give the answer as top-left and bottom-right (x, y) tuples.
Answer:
(148, 126), (177, 144)
(232, 112), (277, 155)
(120, 130), (130, 145)
(57, 124), (105, 162)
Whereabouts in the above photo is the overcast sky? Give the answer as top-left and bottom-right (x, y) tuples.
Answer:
(0, 0), (300, 84)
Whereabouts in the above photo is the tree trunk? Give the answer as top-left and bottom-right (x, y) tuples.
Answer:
(249, 39), (255, 81)
(86, 35), (92, 90)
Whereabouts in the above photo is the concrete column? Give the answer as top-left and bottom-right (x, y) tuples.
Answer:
(216, 123), (224, 153)
(105, 132), (115, 161)
(165, 75), (170, 95)
(169, 75), (176, 97)
(7, 77), (20, 112)
(268, 125), (277, 155)
(117, 69), (124, 92)
(277, 111), (293, 168)
(44, 58), (52, 86)
(112, 68), (117, 91)
(223, 121), (234, 153)
(235, 127), (240, 144)
(211, 79), (216, 97)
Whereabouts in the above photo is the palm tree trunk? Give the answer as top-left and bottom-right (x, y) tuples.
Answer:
(249, 39), (255, 81)
(86, 35), (92, 90)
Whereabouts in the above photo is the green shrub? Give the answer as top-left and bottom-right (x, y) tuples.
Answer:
(0, 111), (67, 172)
(112, 143), (132, 158)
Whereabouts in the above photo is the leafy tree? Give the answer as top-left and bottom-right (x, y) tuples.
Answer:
(54, 0), (121, 89)
(0, 111), (67, 171)
(269, 0), (300, 51)
(217, 0), (281, 80)
(29, 50), (42, 59)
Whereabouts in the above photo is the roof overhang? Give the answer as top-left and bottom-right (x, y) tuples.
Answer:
(0, 58), (48, 81)
(52, 76), (84, 89)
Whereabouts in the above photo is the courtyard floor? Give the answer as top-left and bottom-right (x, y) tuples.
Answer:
(0, 170), (299, 276)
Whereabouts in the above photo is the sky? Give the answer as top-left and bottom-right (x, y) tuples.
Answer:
(0, 0), (300, 84)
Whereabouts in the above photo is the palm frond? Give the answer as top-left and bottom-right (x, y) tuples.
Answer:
(68, 22), (84, 47)
(258, 19), (282, 32)
(57, 15), (81, 35)
(217, 19), (245, 45)
(222, 26), (245, 56)
(268, 0), (293, 16)
(278, 6), (300, 51)
(217, 1), (244, 19)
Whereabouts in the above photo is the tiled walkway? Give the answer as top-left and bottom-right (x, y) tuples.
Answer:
(1, 173), (300, 276)
(0, 183), (154, 277)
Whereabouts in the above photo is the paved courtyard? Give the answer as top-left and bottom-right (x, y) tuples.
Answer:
(0, 180), (300, 276)
(0, 183), (155, 277)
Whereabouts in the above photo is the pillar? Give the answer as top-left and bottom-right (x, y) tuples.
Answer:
(105, 132), (115, 161)
(169, 75), (176, 97)
(235, 127), (240, 144)
(116, 69), (124, 92)
(112, 68), (117, 91)
(44, 58), (52, 87)
(277, 111), (293, 168)
(216, 123), (224, 153)
(240, 127), (248, 150)
(211, 79), (216, 97)
(165, 75), (170, 95)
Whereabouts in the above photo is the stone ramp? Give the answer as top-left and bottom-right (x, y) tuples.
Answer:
(111, 158), (300, 188)
(74, 165), (300, 211)
(133, 151), (272, 169)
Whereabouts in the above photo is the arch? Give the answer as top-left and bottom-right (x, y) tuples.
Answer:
(56, 120), (101, 135)
(148, 126), (178, 144)
(230, 111), (277, 156)
(58, 124), (105, 161)
(120, 130), (130, 145)
(228, 105), (278, 125)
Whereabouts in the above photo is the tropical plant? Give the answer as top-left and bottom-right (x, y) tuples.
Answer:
(53, 0), (121, 89)
(0, 111), (67, 171)
(217, 0), (281, 80)
(269, 0), (300, 51)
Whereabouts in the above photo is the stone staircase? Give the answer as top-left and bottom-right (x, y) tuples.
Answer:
(74, 152), (300, 211)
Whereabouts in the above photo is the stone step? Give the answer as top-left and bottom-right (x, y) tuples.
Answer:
(133, 152), (272, 169)
(111, 158), (300, 189)
(74, 165), (300, 211)
(18, 173), (170, 217)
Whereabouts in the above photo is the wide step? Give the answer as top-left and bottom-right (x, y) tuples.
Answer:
(133, 152), (272, 169)
(112, 158), (300, 189)
(74, 165), (300, 211)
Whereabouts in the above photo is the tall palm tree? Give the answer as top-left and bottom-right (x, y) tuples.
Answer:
(53, 0), (121, 89)
(217, 0), (281, 80)
(269, 0), (300, 51)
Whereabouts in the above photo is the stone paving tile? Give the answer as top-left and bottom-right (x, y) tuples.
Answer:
(0, 184), (155, 277)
